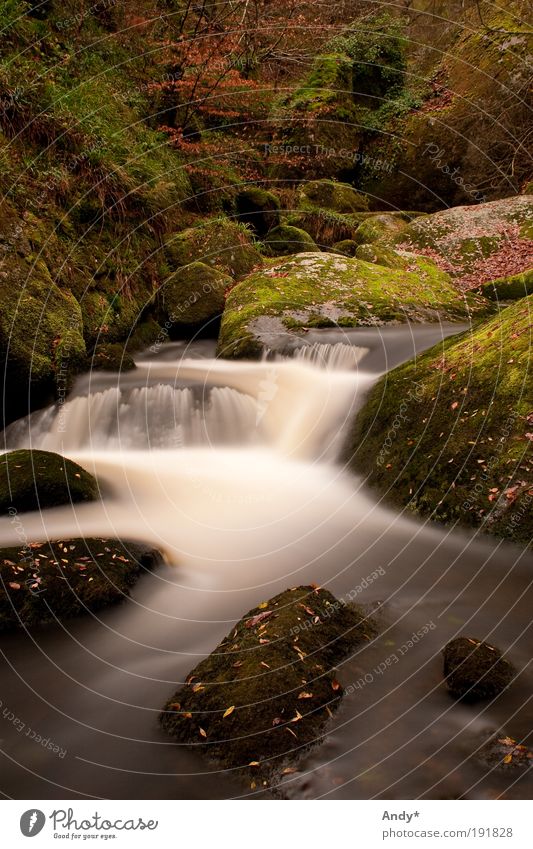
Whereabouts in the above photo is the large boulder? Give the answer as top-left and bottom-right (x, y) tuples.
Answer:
(0, 449), (99, 514)
(346, 296), (533, 545)
(160, 262), (231, 327)
(164, 217), (262, 281)
(218, 252), (488, 358)
(0, 538), (161, 631)
(235, 187), (281, 235)
(263, 225), (317, 256)
(298, 180), (368, 214)
(443, 637), (515, 701)
(398, 197), (533, 289)
(160, 586), (377, 782)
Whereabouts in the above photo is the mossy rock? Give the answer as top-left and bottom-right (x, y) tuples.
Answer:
(443, 637), (515, 702)
(346, 296), (533, 545)
(160, 585), (377, 781)
(481, 268), (533, 301)
(298, 180), (369, 214)
(286, 210), (359, 248)
(0, 450), (99, 515)
(0, 538), (162, 631)
(160, 261), (231, 327)
(355, 213), (409, 245)
(218, 252), (487, 359)
(332, 239), (359, 257)
(164, 218), (262, 280)
(400, 196), (533, 282)
(263, 225), (317, 256)
(235, 187), (281, 236)
(355, 243), (406, 268)
(91, 342), (136, 372)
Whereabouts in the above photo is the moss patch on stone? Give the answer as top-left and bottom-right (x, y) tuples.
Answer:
(218, 252), (488, 358)
(263, 225), (317, 256)
(235, 187), (281, 235)
(346, 296), (533, 544)
(0, 449), (99, 515)
(160, 585), (377, 782)
(481, 268), (533, 301)
(443, 637), (515, 702)
(164, 218), (262, 280)
(0, 538), (162, 631)
(160, 262), (232, 327)
(333, 239), (359, 257)
(298, 180), (369, 214)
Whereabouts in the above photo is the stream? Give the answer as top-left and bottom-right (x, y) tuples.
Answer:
(0, 323), (532, 800)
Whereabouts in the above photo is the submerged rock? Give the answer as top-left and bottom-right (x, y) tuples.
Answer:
(0, 538), (162, 631)
(0, 449), (99, 514)
(347, 295), (533, 545)
(160, 586), (377, 781)
(443, 637), (515, 701)
(477, 733), (533, 771)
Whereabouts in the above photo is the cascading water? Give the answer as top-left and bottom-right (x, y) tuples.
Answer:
(1, 325), (532, 802)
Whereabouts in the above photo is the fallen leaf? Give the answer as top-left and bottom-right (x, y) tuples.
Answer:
(298, 691), (313, 699)
(223, 705), (235, 718)
(331, 679), (341, 691)
(199, 727), (207, 738)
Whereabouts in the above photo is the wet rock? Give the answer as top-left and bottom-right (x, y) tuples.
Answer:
(0, 538), (162, 631)
(477, 733), (533, 771)
(235, 187), (280, 236)
(91, 342), (136, 372)
(0, 449), (99, 515)
(443, 637), (515, 701)
(160, 585), (377, 781)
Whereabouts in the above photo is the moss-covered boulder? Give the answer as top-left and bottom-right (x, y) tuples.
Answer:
(298, 180), (368, 214)
(164, 218), (262, 280)
(333, 239), (359, 257)
(286, 210), (360, 248)
(0, 450), (99, 515)
(160, 262), (231, 327)
(91, 342), (136, 372)
(346, 296), (533, 544)
(355, 213), (410, 245)
(218, 252), (488, 358)
(481, 268), (533, 302)
(235, 187), (281, 236)
(0, 538), (161, 631)
(160, 585), (377, 781)
(263, 225), (317, 256)
(443, 637), (515, 702)
(398, 196), (533, 288)
(355, 243), (406, 268)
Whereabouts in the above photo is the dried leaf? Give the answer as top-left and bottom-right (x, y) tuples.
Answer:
(331, 679), (341, 691)
(199, 727), (207, 738)
(298, 691), (313, 699)
(223, 705), (235, 718)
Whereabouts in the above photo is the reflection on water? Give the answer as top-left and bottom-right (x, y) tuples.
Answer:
(0, 324), (531, 800)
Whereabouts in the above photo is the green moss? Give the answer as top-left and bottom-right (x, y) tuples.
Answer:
(355, 243), (406, 268)
(481, 268), (533, 301)
(298, 180), (368, 214)
(355, 213), (409, 245)
(218, 252), (487, 358)
(91, 342), (136, 372)
(160, 585), (377, 781)
(263, 225), (317, 256)
(235, 187), (281, 235)
(164, 218), (262, 280)
(347, 296), (533, 545)
(332, 239), (359, 257)
(0, 449), (99, 514)
(160, 261), (231, 326)
(0, 538), (161, 631)
(443, 637), (515, 702)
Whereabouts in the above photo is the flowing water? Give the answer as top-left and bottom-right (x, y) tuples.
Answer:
(0, 324), (532, 800)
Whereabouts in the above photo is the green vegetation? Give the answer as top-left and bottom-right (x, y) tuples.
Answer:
(347, 296), (533, 545)
(218, 252), (488, 358)
(235, 187), (281, 235)
(160, 262), (231, 327)
(164, 218), (262, 280)
(298, 180), (368, 213)
(0, 449), (99, 514)
(0, 537), (161, 630)
(160, 585), (377, 781)
(263, 225), (317, 256)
